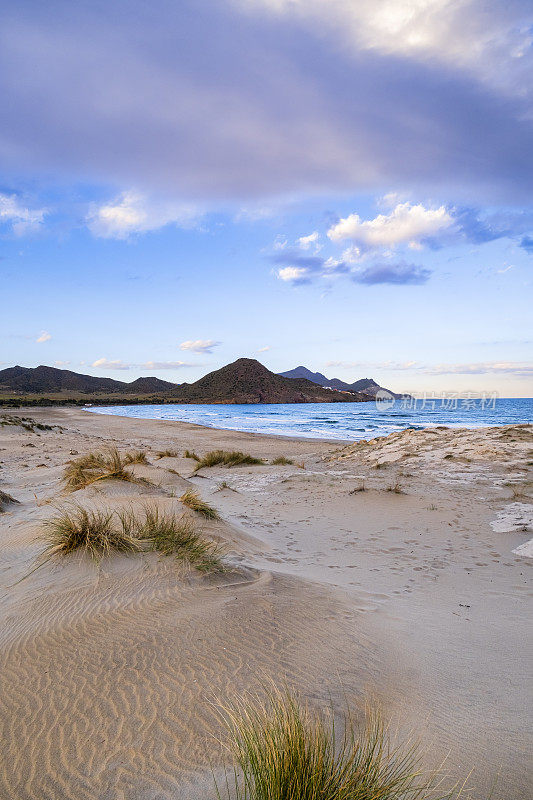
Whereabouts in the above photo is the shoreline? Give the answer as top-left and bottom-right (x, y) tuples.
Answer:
(1, 407), (531, 799)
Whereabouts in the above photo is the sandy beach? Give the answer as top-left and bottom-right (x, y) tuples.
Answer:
(0, 408), (531, 800)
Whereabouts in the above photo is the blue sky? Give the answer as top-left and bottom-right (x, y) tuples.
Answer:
(1, 0), (532, 396)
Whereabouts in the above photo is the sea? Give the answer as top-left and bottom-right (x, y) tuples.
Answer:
(86, 396), (532, 441)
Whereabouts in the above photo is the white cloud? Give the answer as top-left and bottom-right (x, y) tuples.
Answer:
(326, 360), (417, 371)
(327, 201), (453, 248)
(257, 346), (270, 353)
(142, 361), (193, 369)
(54, 360), (70, 367)
(297, 231), (321, 251)
(36, 331), (51, 343)
(180, 339), (220, 354)
(277, 266), (310, 283)
(87, 191), (200, 239)
(92, 358), (130, 370)
(0, 193), (47, 235)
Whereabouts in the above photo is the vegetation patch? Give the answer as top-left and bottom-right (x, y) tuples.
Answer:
(184, 449), (200, 461)
(216, 689), (452, 800)
(124, 506), (223, 572)
(271, 457), (294, 466)
(0, 489), (20, 512)
(193, 450), (264, 471)
(0, 414), (53, 433)
(179, 489), (220, 519)
(63, 447), (152, 492)
(43, 505), (140, 561)
(156, 449), (179, 459)
(123, 450), (149, 465)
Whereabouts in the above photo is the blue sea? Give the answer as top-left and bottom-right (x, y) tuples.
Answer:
(86, 397), (532, 441)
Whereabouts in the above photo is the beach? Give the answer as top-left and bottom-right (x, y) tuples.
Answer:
(0, 408), (531, 799)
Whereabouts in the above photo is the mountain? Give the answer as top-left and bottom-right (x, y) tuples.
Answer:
(165, 359), (372, 404)
(0, 360), (374, 404)
(0, 365), (177, 395)
(279, 366), (405, 398)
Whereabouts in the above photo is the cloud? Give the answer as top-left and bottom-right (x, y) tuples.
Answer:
(36, 331), (51, 343)
(0, 193), (47, 235)
(92, 358), (130, 370)
(54, 360), (70, 367)
(326, 359), (417, 371)
(257, 345), (270, 352)
(352, 262), (431, 285)
(87, 191), (199, 238)
(243, 1), (533, 95)
(297, 231), (321, 251)
(424, 361), (533, 377)
(328, 202), (453, 248)
(180, 339), (220, 354)
(142, 361), (194, 369)
(0, 1), (531, 203)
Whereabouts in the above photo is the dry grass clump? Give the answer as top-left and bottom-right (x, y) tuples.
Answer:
(156, 449), (179, 459)
(271, 456), (294, 466)
(133, 506), (223, 572)
(63, 447), (152, 492)
(179, 489), (220, 519)
(123, 450), (149, 464)
(349, 481), (366, 494)
(184, 449), (200, 461)
(194, 450), (264, 472)
(0, 489), (20, 512)
(217, 690), (452, 800)
(43, 505), (140, 561)
(0, 414), (53, 432)
(387, 481), (404, 494)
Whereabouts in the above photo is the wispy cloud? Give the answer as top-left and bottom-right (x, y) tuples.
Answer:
(180, 339), (220, 354)
(257, 345), (270, 352)
(91, 358), (130, 370)
(36, 331), (51, 343)
(425, 362), (533, 377)
(352, 262), (431, 285)
(0, 193), (47, 235)
(87, 191), (200, 239)
(91, 358), (196, 370)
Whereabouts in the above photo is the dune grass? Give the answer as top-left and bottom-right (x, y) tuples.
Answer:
(180, 489), (220, 519)
(63, 447), (152, 492)
(387, 481), (404, 494)
(133, 506), (223, 572)
(271, 457), (294, 466)
(156, 449), (179, 459)
(193, 450), (265, 472)
(184, 449), (200, 461)
(0, 489), (20, 512)
(123, 450), (149, 465)
(43, 505), (141, 561)
(217, 690), (453, 800)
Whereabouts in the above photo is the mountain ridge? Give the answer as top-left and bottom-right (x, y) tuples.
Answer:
(0, 360), (374, 404)
(279, 365), (405, 398)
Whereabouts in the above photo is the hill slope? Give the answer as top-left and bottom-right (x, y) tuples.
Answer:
(279, 366), (405, 398)
(166, 359), (372, 404)
(0, 365), (176, 395)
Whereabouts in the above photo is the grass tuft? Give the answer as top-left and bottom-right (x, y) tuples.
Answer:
(136, 506), (223, 572)
(194, 450), (265, 472)
(0, 489), (20, 512)
(184, 449), (201, 461)
(123, 450), (149, 464)
(271, 457), (294, 466)
(217, 690), (453, 800)
(63, 447), (152, 491)
(349, 481), (366, 494)
(387, 481), (404, 494)
(156, 449), (179, 459)
(43, 505), (140, 561)
(180, 489), (220, 519)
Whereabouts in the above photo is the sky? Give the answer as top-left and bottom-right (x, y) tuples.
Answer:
(0, 0), (532, 397)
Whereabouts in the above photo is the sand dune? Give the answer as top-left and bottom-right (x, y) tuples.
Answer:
(0, 409), (531, 798)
